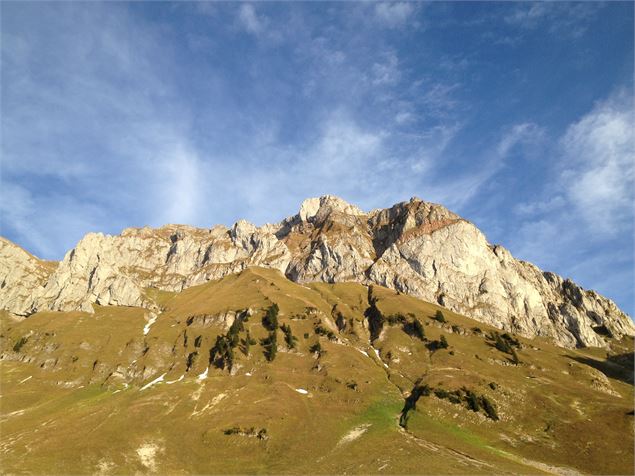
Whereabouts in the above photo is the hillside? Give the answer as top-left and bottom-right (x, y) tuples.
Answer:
(1, 267), (633, 474)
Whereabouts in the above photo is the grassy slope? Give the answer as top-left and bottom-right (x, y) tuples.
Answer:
(0, 267), (633, 474)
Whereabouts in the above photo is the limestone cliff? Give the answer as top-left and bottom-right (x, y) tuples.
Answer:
(1, 195), (632, 348)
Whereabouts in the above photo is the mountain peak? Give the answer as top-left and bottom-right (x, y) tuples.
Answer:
(298, 195), (365, 222)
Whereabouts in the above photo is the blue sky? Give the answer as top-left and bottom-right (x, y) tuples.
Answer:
(1, 2), (633, 315)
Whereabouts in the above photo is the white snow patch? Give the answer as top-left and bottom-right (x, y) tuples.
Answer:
(372, 348), (389, 367)
(197, 367), (209, 381)
(356, 349), (370, 358)
(143, 313), (158, 336)
(112, 389), (121, 394)
(136, 442), (161, 472)
(18, 375), (32, 384)
(245, 372), (252, 377)
(166, 375), (184, 384)
(140, 373), (166, 391)
(295, 388), (309, 395)
(338, 424), (371, 446)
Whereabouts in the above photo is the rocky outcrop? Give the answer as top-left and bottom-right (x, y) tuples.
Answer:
(1, 195), (632, 348)
(0, 238), (55, 316)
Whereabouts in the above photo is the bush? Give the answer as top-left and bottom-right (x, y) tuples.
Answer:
(186, 351), (199, 371)
(403, 318), (426, 341)
(465, 390), (481, 412)
(263, 304), (279, 331)
(309, 341), (322, 354)
(260, 330), (278, 362)
(242, 331), (257, 355)
(494, 332), (512, 354)
(335, 311), (346, 331)
(439, 335), (449, 349)
(434, 388), (449, 399)
(480, 395), (499, 421)
(433, 310), (447, 323)
(365, 294), (384, 341)
(12, 336), (28, 352)
(400, 384), (431, 428)
(280, 324), (298, 349)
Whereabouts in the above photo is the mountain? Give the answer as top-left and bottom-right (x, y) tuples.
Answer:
(1, 196), (634, 474)
(1, 195), (632, 348)
(1, 267), (633, 474)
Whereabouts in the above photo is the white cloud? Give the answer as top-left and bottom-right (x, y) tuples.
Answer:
(238, 4), (265, 35)
(371, 52), (400, 85)
(496, 122), (545, 157)
(504, 2), (603, 38)
(374, 2), (416, 28)
(559, 92), (634, 234)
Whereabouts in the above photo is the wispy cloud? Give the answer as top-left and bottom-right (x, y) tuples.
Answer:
(504, 2), (604, 38)
(496, 122), (545, 157)
(374, 2), (416, 28)
(238, 3), (266, 35)
(559, 91), (634, 234)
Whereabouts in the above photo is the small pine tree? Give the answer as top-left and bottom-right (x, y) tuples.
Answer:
(434, 310), (447, 323)
(480, 395), (499, 421)
(412, 318), (426, 341)
(465, 390), (481, 412)
(263, 304), (279, 331)
(309, 341), (322, 354)
(439, 335), (449, 349)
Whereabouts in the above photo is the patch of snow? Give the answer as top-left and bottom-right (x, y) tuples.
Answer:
(337, 424), (371, 446)
(197, 367), (209, 381)
(295, 388), (309, 395)
(143, 313), (158, 336)
(140, 373), (166, 391)
(136, 443), (161, 472)
(245, 372), (252, 377)
(166, 375), (184, 384)
(356, 349), (369, 358)
(371, 348), (389, 367)
(112, 389), (121, 394)
(18, 375), (32, 384)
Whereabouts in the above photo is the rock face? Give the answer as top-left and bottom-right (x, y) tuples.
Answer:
(1, 195), (633, 348)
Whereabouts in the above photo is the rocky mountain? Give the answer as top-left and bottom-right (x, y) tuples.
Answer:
(1, 195), (633, 348)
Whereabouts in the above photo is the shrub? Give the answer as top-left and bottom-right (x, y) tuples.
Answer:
(242, 331), (257, 355)
(365, 294), (384, 341)
(309, 341), (322, 354)
(494, 332), (512, 354)
(263, 304), (279, 331)
(434, 388), (449, 399)
(400, 384), (431, 428)
(403, 318), (426, 341)
(280, 324), (298, 349)
(439, 335), (449, 349)
(480, 395), (499, 420)
(465, 390), (481, 412)
(387, 313), (406, 325)
(186, 351), (199, 371)
(335, 311), (346, 331)
(303, 333), (309, 339)
(433, 310), (447, 323)
(260, 330), (278, 362)
(12, 336), (28, 352)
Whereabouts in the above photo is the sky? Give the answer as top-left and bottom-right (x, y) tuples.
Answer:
(1, 2), (633, 315)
